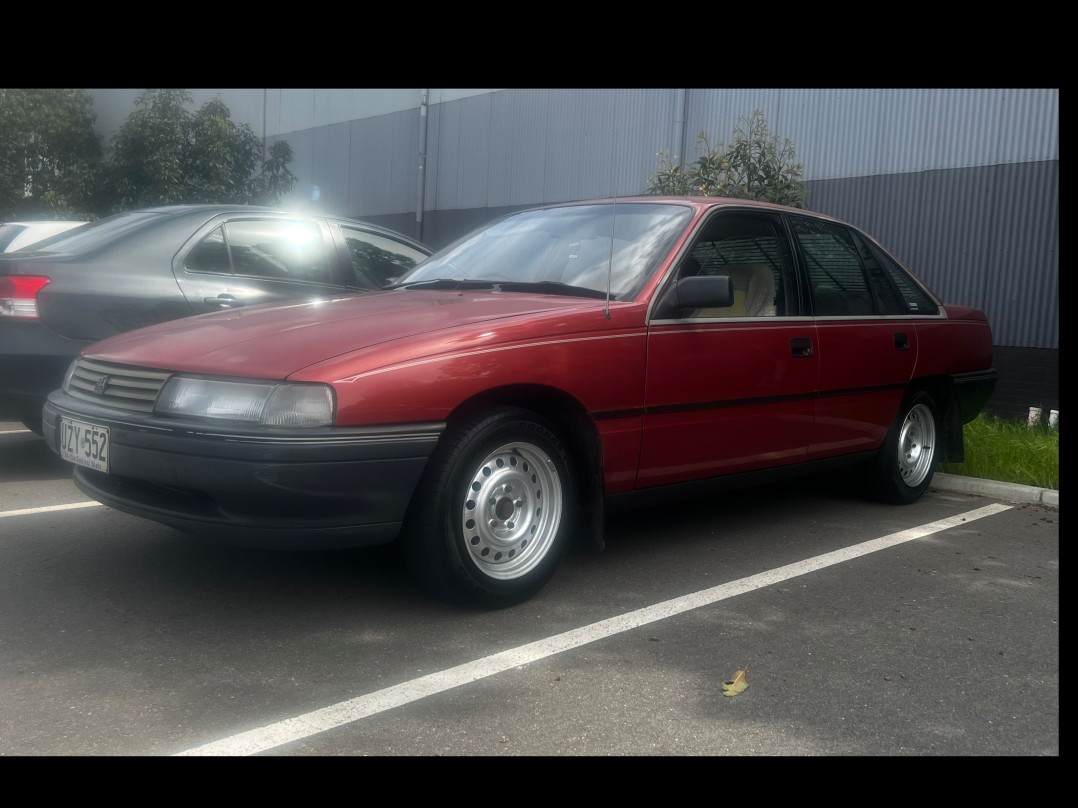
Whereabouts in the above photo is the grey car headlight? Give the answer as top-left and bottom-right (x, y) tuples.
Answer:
(155, 377), (335, 427)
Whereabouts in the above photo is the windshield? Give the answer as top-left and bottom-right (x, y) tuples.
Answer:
(394, 202), (693, 300)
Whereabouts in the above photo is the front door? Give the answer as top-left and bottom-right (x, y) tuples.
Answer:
(638, 209), (818, 488)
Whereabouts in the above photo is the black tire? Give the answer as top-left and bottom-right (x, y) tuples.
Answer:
(19, 410), (43, 436)
(401, 407), (577, 608)
(872, 390), (940, 505)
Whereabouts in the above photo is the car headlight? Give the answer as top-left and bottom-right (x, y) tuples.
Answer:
(155, 377), (335, 427)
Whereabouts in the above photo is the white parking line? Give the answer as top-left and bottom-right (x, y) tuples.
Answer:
(174, 502), (1013, 756)
(0, 501), (104, 519)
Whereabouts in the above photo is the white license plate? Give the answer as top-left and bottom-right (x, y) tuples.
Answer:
(58, 417), (110, 473)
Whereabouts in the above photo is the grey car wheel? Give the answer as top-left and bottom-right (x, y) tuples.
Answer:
(873, 390), (939, 505)
(403, 407), (576, 608)
(460, 441), (564, 581)
(896, 402), (936, 489)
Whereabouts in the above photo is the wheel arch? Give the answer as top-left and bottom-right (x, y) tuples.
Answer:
(905, 375), (964, 464)
(444, 384), (606, 551)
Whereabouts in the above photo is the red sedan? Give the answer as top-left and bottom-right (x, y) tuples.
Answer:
(42, 197), (997, 608)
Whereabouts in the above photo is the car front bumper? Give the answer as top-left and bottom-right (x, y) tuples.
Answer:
(43, 391), (445, 550)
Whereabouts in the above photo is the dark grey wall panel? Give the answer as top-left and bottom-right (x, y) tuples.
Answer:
(989, 347), (1059, 420)
(272, 129), (315, 208)
(806, 160), (1058, 350)
(610, 88), (681, 197)
(982, 161), (1059, 349)
(544, 89), (622, 201)
(682, 88), (1058, 181)
(484, 91), (543, 208)
(343, 109), (419, 217)
(429, 93), (495, 211)
(311, 122), (351, 217)
(421, 88), (677, 213)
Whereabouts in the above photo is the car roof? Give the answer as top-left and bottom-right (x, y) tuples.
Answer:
(518, 195), (855, 229)
(1, 205), (430, 256)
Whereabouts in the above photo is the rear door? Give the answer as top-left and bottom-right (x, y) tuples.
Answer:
(785, 214), (921, 458)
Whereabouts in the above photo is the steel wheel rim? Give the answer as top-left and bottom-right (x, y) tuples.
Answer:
(897, 403), (936, 488)
(460, 441), (563, 580)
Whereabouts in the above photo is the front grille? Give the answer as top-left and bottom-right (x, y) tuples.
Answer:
(67, 358), (171, 413)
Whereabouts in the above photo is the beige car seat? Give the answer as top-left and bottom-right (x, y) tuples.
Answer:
(695, 263), (776, 318)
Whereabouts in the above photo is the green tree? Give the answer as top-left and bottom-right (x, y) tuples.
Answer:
(103, 88), (190, 209)
(646, 108), (808, 208)
(0, 88), (102, 218)
(249, 139), (299, 206)
(102, 89), (297, 212)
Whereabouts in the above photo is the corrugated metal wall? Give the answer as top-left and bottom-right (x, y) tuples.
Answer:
(808, 159), (1058, 348)
(264, 87), (1058, 352)
(682, 88), (1058, 180)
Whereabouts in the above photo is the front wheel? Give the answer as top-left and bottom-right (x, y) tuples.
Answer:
(402, 407), (577, 608)
(19, 406), (43, 436)
(872, 390), (939, 505)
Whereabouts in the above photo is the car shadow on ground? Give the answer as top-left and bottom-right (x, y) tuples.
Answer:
(0, 429), (73, 484)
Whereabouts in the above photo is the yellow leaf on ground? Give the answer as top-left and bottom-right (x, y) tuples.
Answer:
(722, 669), (748, 697)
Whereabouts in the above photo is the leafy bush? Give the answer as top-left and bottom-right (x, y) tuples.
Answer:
(0, 88), (102, 218)
(646, 109), (807, 208)
(0, 89), (298, 218)
(103, 90), (297, 212)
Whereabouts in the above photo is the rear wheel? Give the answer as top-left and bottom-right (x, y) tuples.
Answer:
(872, 390), (939, 504)
(402, 407), (577, 608)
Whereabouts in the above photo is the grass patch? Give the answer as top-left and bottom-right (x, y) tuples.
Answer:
(940, 413), (1059, 490)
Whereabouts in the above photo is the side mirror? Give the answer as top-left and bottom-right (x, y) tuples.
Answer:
(654, 275), (734, 318)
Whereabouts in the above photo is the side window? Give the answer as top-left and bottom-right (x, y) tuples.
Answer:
(791, 217), (874, 316)
(677, 213), (791, 318)
(340, 227), (428, 288)
(861, 237), (940, 315)
(184, 226), (231, 273)
(225, 220), (333, 284)
(852, 231), (908, 315)
(185, 219), (334, 284)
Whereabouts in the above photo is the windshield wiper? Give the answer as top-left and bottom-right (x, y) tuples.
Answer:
(489, 281), (611, 299)
(383, 277), (469, 290)
(384, 278), (611, 299)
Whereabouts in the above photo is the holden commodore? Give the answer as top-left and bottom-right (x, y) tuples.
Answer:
(42, 197), (997, 608)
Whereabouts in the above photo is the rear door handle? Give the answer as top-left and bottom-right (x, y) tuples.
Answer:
(205, 294), (245, 309)
(893, 332), (909, 350)
(790, 337), (813, 357)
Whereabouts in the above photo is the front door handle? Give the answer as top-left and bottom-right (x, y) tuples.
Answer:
(790, 337), (813, 358)
(205, 294), (245, 309)
(893, 332), (909, 351)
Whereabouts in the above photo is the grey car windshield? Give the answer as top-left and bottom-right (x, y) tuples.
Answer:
(396, 203), (693, 300)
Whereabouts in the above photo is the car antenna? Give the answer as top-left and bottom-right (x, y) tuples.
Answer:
(604, 93), (618, 321)
(604, 196), (615, 320)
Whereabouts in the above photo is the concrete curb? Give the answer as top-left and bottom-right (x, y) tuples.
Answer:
(932, 472), (1059, 508)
